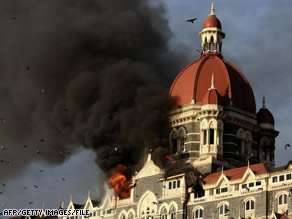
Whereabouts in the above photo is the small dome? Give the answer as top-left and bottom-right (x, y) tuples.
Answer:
(202, 88), (222, 106)
(257, 108), (274, 125)
(203, 15), (222, 29)
(257, 97), (274, 125)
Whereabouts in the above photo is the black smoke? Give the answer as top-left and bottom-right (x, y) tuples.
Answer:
(0, 0), (185, 181)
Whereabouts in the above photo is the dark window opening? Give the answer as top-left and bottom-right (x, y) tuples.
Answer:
(221, 187), (228, 193)
(279, 175), (285, 181)
(272, 176), (277, 183)
(210, 129), (214, 144)
(172, 139), (177, 154)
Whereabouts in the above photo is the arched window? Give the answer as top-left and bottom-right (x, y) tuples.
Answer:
(193, 208), (203, 219)
(177, 127), (186, 153)
(209, 128), (215, 144)
(245, 132), (252, 155)
(170, 131), (178, 154)
(278, 194), (288, 205)
(120, 214), (126, 219)
(180, 137), (185, 152)
(219, 204), (229, 215)
(161, 208), (167, 219)
(128, 213), (134, 219)
(170, 206), (176, 219)
(203, 130), (207, 145)
(245, 199), (255, 211)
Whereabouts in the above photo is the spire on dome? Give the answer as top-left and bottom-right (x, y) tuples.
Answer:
(210, 1), (215, 15)
(262, 96), (266, 108)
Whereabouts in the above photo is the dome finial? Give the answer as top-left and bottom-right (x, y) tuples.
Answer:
(210, 0), (215, 15)
(208, 74), (216, 90)
(262, 96), (266, 108)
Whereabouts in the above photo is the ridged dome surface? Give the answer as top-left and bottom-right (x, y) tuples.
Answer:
(203, 15), (222, 29)
(169, 53), (256, 113)
(257, 108), (274, 125)
(202, 88), (222, 106)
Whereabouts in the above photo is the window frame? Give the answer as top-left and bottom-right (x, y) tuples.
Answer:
(245, 199), (255, 211)
(193, 208), (203, 219)
(219, 204), (229, 216)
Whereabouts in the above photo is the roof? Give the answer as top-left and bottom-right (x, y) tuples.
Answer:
(203, 15), (222, 29)
(169, 53), (256, 113)
(257, 107), (274, 125)
(202, 163), (267, 185)
(202, 88), (222, 106)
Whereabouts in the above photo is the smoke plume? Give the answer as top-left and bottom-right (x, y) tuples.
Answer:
(0, 0), (184, 183)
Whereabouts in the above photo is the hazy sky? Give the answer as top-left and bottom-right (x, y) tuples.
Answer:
(0, 0), (292, 213)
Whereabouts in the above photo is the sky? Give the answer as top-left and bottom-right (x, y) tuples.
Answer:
(0, 0), (292, 213)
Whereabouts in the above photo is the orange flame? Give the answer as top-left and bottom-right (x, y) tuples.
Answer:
(165, 155), (173, 161)
(108, 164), (132, 199)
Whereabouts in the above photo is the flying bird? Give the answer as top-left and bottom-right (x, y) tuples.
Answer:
(0, 192), (2, 194)
(114, 146), (118, 151)
(24, 187), (27, 189)
(61, 178), (65, 182)
(36, 149), (42, 155)
(0, 145), (6, 150)
(33, 185), (38, 189)
(40, 170), (45, 173)
(40, 139), (45, 142)
(41, 89), (46, 93)
(284, 143), (290, 150)
(25, 66), (30, 71)
(28, 202), (34, 205)
(187, 18), (197, 23)
(0, 183), (5, 187)
(11, 16), (16, 20)
(0, 118), (5, 123)
(64, 108), (69, 112)
(23, 145), (28, 148)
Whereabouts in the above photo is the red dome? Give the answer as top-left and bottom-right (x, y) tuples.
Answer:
(257, 108), (274, 125)
(169, 53), (256, 113)
(203, 15), (222, 29)
(202, 88), (222, 106)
